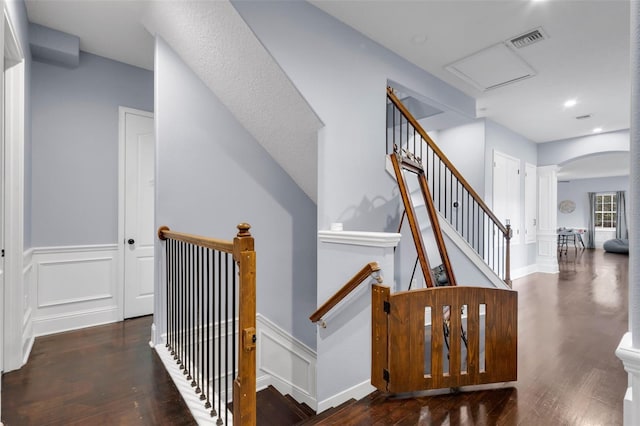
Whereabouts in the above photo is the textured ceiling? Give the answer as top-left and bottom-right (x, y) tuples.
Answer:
(142, 1), (322, 202)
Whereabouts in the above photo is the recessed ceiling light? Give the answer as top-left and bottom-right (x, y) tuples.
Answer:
(411, 34), (428, 44)
(564, 99), (577, 108)
(593, 127), (603, 133)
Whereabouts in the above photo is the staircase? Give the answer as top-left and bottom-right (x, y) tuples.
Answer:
(386, 87), (513, 288)
(256, 385), (358, 425)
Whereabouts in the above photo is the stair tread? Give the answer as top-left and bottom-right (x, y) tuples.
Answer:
(296, 398), (357, 425)
(283, 394), (315, 418)
(257, 385), (310, 426)
(282, 393), (315, 420)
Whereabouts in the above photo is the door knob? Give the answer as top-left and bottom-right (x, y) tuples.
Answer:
(128, 239), (135, 245)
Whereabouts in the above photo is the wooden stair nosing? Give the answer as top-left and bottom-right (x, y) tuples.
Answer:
(282, 393), (315, 420)
(296, 398), (357, 425)
(257, 385), (310, 425)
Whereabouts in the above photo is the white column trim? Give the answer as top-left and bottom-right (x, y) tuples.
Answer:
(2, 26), (25, 372)
(617, 333), (640, 425)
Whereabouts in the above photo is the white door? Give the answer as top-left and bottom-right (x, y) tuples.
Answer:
(124, 110), (155, 318)
(493, 150), (521, 241)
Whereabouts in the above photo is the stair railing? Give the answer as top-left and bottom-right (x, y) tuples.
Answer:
(158, 224), (256, 426)
(310, 262), (382, 326)
(387, 87), (512, 286)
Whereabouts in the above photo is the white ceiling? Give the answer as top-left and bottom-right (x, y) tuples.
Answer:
(558, 152), (629, 180)
(311, 0), (630, 144)
(25, 0), (154, 70)
(24, 0), (631, 181)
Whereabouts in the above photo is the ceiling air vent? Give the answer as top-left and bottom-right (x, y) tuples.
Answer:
(509, 28), (548, 49)
(576, 114), (592, 120)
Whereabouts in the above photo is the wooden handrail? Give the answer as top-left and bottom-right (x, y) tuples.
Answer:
(158, 225), (235, 253)
(158, 223), (257, 425)
(387, 87), (508, 235)
(310, 262), (381, 323)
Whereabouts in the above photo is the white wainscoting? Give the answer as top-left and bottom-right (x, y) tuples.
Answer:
(256, 314), (317, 410)
(157, 312), (318, 418)
(30, 245), (119, 336)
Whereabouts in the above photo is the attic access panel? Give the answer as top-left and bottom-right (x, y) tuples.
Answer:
(445, 43), (536, 91)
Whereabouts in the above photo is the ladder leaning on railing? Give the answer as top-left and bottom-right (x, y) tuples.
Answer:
(158, 224), (256, 426)
(387, 87), (512, 286)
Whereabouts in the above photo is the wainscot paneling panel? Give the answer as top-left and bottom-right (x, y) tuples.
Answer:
(31, 245), (119, 336)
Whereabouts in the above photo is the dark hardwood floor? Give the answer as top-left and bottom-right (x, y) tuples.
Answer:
(2, 248), (629, 425)
(304, 248), (629, 425)
(2, 316), (195, 426)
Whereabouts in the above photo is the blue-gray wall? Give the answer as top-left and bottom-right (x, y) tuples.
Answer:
(154, 38), (317, 349)
(431, 120), (485, 197)
(558, 176), (630, 229)
(233, 0), (475, 234)
(6, 0), (32, 248)
(232, 0), (476, 404)
(31, 52), (153, 246)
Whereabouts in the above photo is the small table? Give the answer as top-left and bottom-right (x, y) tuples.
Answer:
(557, 228), (586, 255)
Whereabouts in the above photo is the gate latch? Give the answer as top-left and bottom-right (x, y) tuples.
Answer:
(243, 327), (256, 351)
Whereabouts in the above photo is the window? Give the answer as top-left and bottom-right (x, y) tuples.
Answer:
(595, 193), (617, 228)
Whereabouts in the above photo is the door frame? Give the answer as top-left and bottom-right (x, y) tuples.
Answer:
(2, 3), (25, 376)
(117, 107), (154, 322)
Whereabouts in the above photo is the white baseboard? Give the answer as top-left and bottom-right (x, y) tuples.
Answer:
(32, 305), (119, 337)
(256, 314), (317, 410)
(536, 259), (559, 274)
(30, 244), (120, 336)
(22, 307), (34, 364)
(317, 379), (374, 413)
(511, 264), (538, 280)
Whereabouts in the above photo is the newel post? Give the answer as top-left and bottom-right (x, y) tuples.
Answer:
(233, 223), (257, 426)
(505, 222), (512, 287)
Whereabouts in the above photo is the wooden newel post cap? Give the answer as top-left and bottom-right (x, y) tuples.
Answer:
(158, 225), (170, 240)
(236, 223), (252, 237)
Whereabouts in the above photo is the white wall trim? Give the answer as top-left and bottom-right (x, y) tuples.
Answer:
(22, 249), (34, 364)
(318, 230), (401, 248)
(32, 306), (119, 337)
(2, 28), (25, 371)
(256, 314), (317, 409)
(317, 379), (374, 413)
(32, 244), (117, 255)
(616, 332), (640, 425)
(511, 264), (538, 280)
(30, 245), (120, 337)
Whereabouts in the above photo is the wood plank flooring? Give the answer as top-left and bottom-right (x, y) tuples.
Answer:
(308, 248), (629, 425)
(2, 248), (629, 425)
(2, 316), (195, 426)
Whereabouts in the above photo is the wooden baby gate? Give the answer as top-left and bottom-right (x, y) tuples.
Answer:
(372, 284), (517, 393)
